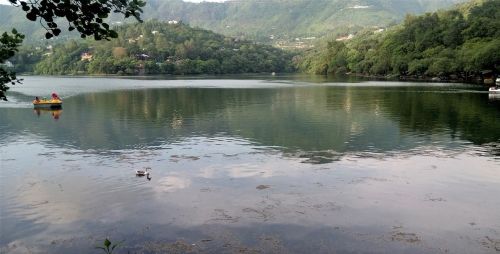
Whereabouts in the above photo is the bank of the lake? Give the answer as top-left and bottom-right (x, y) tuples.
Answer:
(297, 0), (500, 85)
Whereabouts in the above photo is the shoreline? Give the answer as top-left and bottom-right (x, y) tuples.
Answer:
(15, 72), (496, 86)
(348, 72), (496, 86)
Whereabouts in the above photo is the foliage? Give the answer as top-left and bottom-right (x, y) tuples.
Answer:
(30, 20), (295, 75)
(0, 0), (145, 100)
(297, 0), (500, 79)
(95, 238), (121, 254)
(0, 29), (24, 101)
(7, 0), (145, 40)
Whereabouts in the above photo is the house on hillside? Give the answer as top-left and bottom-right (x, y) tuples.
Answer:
(135, 54), (150, 61)
(0, 60), (14, 68)
(482, 70), (495, 85)
(81, 52), (93, 61)
(336, 34), (354, 41)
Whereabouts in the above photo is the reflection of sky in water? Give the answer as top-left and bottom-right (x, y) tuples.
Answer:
(2, 136), (500, 253)
(1, 78), (500, 253)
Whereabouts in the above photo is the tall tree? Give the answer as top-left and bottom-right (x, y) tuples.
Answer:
(0, 0), (146, 100)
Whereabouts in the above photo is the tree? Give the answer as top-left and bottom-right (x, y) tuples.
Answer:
(0, 30), (24, 100)
(0, 0), (146, 100)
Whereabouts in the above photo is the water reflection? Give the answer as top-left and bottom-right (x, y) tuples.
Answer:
(1, 81), (500, 254)
(2, 86), (499, 160)
(33, 108), (62, 120)
(489, 93), (500, 101)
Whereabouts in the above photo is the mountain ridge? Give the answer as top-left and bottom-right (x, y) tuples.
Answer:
(1, 0), (468, 42)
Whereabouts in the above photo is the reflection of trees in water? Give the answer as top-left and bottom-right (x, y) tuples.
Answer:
(2, 86), (499, 159)
(379, 88), (500, 145)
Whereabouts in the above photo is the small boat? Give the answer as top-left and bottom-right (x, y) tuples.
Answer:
(488, 78), (500, 93)
(33, 93), (62, 108)
(33, 98), (63, 108)
(489, 87), (500, 94)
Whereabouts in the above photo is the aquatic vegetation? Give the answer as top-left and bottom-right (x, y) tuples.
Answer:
(95, 238), (122, 254)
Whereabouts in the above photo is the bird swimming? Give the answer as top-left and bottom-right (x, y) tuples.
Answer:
(136, 167), (151, 176)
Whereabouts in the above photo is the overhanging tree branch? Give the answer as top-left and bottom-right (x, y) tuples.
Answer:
(0, 0), (145, 100)
(0, 30), (24, 101)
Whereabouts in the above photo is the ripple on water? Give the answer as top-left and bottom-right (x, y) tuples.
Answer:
(1, 80), (500, 253)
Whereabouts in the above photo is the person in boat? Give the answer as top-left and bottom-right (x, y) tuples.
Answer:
(51, 92), (60, 101)
(34, 96), (40, 103)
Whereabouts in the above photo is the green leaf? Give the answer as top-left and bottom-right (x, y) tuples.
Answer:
(109, 30), (118, 38)
(98, 12), (108, 19)
(104, 238), (111, 248)
(26, 11), (37, 21)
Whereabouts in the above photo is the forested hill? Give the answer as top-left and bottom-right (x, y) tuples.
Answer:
(296, 0), (500, 80)
(1, 0), (467, 42)
(20, 21), (294, 75)
(141, 0), (467, 39)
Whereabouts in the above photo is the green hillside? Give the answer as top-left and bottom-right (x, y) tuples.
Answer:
(20, 20), (294, 75)
(296, 0), (499, 80)
(1, 0), (467, 42)
(142, 0), (467, 39)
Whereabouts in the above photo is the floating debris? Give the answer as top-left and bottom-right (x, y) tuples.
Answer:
(256, 185), (270, 190)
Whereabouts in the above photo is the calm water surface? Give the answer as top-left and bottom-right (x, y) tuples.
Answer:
(1, 76), (500, 253)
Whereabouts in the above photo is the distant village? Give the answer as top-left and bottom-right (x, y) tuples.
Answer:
(271, 26), (386, 50)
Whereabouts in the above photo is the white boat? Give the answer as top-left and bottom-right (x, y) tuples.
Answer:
(489, 86), (500, 93)
(489, 77), (500, 93)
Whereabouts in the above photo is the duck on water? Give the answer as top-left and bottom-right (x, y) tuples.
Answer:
(136, 167), (151, 176)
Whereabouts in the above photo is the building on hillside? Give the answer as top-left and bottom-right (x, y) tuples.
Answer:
(81, 52), (93, 61)
(0, 60), (14, 68)
(482, 70), (495, 85)
(336, 34), (354, 41)
(135, 54), (150, 61)
(348, 5), (371, 9)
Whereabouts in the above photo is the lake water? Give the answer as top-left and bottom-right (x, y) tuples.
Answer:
(1, 76), (500, 253)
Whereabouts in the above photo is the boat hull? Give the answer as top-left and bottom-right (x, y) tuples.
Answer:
(33, 103), (62, 109)
(33, 99), (63, 109)
(489, 88), (500, 94)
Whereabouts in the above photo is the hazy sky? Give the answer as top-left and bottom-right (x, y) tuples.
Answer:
(0, 0), (229, 3)
(184, 0), (228, 2)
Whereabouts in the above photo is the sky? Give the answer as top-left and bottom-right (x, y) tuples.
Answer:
(184, 0), (228, 2)
(0, 0), (229, 4)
